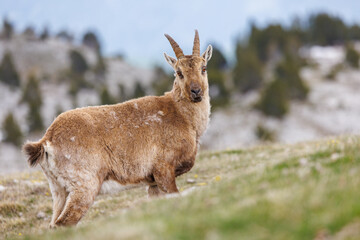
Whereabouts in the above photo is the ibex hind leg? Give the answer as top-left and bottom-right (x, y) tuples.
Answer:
(48, 179), (67, 228)
(40, 165), (67, 229)
(54, 174), (101, 227)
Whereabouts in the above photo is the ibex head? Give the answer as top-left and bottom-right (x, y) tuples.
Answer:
(164, 30), (213, 103)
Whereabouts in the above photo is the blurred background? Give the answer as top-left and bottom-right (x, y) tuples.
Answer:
(0, 0), (360, 173)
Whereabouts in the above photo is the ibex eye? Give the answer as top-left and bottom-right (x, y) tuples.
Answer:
(202, 67), (207, 73)
(177, 71), (184, 79)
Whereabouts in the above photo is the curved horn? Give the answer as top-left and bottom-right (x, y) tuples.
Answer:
(164, 34), (184, 59)
(192, 30), (200, 56)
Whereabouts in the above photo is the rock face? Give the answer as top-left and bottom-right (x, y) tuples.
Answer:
(202, 45), (360, 150)
(0, 35), (156, 125)
(0, 37), (96, 80)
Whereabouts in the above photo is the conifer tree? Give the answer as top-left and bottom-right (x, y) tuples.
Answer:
(21, 74), (42, 105)
(133, 82), (146, 98)
(151, 66), (173, 96)
(233, 46), (263, 93)
(255, 79), (289, 118)
(100, 87), (116, 105)
(23, 26), (36, 40)
(69, 50), (88, 75)
(208, 70), (230, 108)
(27, 102), (44, 132)
(308, 13), (347, 45)
(2, 18), (14, 40)
(68, 50), (90, 96)
(40, 27), (49, 41)
(118, 83), (127, 102)
(275, 54), (309, 100)
(56, 30), (73, 42)
(0, 52), (20, 88)
(55, 105), (64, 117)
(2, 112), (23, 146)
(82, 31), (100, 51)
(21, 74), (44, 132)
(206, 45), (230, 108)
(94, 51), (106, 81)
(345, 45), (359, 68)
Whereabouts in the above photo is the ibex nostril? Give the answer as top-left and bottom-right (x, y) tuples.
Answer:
(191, 89), (201, 95)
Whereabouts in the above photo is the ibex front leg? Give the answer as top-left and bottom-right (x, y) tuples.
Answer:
(152, 162), (179, 195)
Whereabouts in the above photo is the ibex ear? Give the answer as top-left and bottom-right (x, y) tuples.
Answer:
(201, 45), (213, 65)
(164, 53), (177, 69)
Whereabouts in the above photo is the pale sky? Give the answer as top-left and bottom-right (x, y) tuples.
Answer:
(1, 0), (360, 67)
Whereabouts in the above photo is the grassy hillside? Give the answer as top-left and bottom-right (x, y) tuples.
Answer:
(1, 136), (360, 240)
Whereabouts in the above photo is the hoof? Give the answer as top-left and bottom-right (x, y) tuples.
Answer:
(49, 223), (58, 229)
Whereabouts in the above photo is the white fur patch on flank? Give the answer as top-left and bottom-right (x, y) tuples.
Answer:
(43, 141), (55, 168)
(65, 154), (71, 160)
(134, 103), (138, 109)
(44, 141), (54, 156)
(110, 111), (118, 120)
(78, 171), (92, 181)
(158, 111), (164, 116)
(70, 136), (76, 142)
(66, 168), (76, 178)
(47, 179), (56, 196)
(145, 114), (162, 123)
(56, 176), (69, 191)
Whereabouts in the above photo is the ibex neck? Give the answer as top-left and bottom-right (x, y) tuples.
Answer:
(171, 90), (211, 140)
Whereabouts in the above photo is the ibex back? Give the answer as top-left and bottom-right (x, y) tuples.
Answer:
(23, 30), (213, 227)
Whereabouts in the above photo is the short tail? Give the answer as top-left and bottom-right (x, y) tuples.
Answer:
(23, 141), (45, 167)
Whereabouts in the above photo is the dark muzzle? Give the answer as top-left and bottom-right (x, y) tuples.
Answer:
(190, 88), (202, 102)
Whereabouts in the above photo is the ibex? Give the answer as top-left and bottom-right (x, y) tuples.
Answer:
(23, 30), (212, 227)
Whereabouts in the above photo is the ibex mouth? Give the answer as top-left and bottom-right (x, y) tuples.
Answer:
(191, 96), (202, 103)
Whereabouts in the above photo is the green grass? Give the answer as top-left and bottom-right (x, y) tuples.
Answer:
(1, 136), (360, 239)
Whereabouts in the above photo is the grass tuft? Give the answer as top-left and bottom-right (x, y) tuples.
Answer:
(0, 203), (26, 217)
